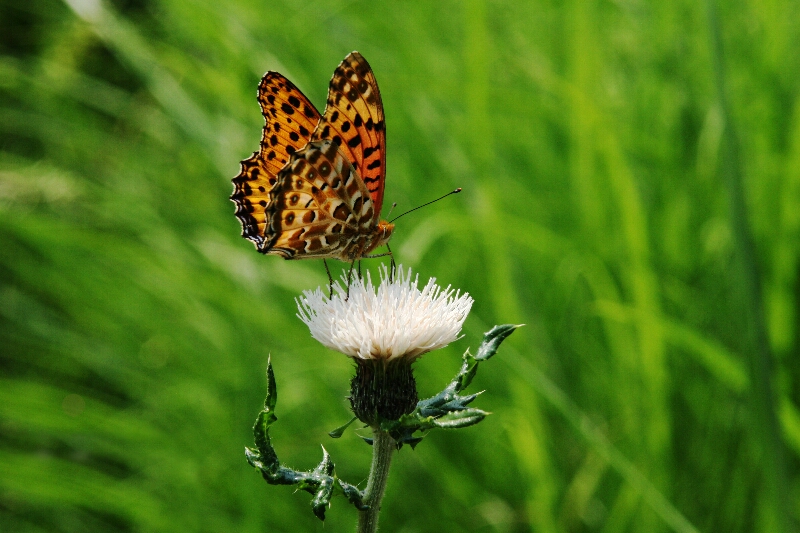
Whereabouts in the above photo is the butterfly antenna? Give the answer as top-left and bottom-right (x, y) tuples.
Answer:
(389, 188), (462, 224)
(385, 202), (398, 219)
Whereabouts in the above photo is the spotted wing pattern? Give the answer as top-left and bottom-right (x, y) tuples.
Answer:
(262, 140), (376, 259)
(311, 52), (387, 218)
(231, 73), (321, 248)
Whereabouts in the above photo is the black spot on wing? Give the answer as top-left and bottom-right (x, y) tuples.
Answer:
(333, 203), (349, 221)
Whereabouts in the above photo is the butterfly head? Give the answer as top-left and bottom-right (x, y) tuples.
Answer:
(374, 220), (395, 248)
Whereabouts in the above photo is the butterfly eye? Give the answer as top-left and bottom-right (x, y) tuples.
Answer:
(358, 81), (368, 92)
(290, 194), (299, 205)
(296, 179), (304, 188)
(307, 171), (315, 179)
(320, 163), (331, 175)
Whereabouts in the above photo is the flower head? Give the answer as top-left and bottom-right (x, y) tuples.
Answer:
(296, 265), (473, 362)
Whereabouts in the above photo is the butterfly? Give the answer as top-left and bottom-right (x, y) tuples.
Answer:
(230, 52), (394, 270)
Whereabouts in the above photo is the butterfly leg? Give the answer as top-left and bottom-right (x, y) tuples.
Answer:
(345, 258), (357, 300)
(324, 259), (334, 298)
(358, 260), (362, 280)
(362, 249), (396, 280)
(386, 243), (396, 281)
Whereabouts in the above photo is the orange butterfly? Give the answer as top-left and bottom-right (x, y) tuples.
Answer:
(231, 52), (394, 268)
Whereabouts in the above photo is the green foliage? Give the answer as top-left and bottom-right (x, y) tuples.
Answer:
(385, 324), (521, 448)
(246, 358), (367, 521)
(2, 0), (800, 532)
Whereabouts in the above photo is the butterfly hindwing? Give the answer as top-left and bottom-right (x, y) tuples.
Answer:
(263, 140), (375, 259)
(312, 52), (387, 219)
(231, 72), (320, 248)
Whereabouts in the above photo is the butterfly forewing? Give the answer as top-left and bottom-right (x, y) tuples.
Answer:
(231, 72), (320, 247)
(264, 140), (375, 259)
(311, 52), (387, 218)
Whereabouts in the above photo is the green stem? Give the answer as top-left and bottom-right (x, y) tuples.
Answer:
(356, 429), (396, 533)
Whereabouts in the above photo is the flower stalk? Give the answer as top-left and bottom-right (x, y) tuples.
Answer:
(356, 429), (396, 533)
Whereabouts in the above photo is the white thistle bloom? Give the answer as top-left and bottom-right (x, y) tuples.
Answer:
(296, 265), (473, 361)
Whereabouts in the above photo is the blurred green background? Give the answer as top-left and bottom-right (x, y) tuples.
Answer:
(2, 0), (799, 531)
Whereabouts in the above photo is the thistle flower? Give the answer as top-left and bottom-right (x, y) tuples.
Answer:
(297, 265), (472, 360)
(296, 265), (473, 424)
